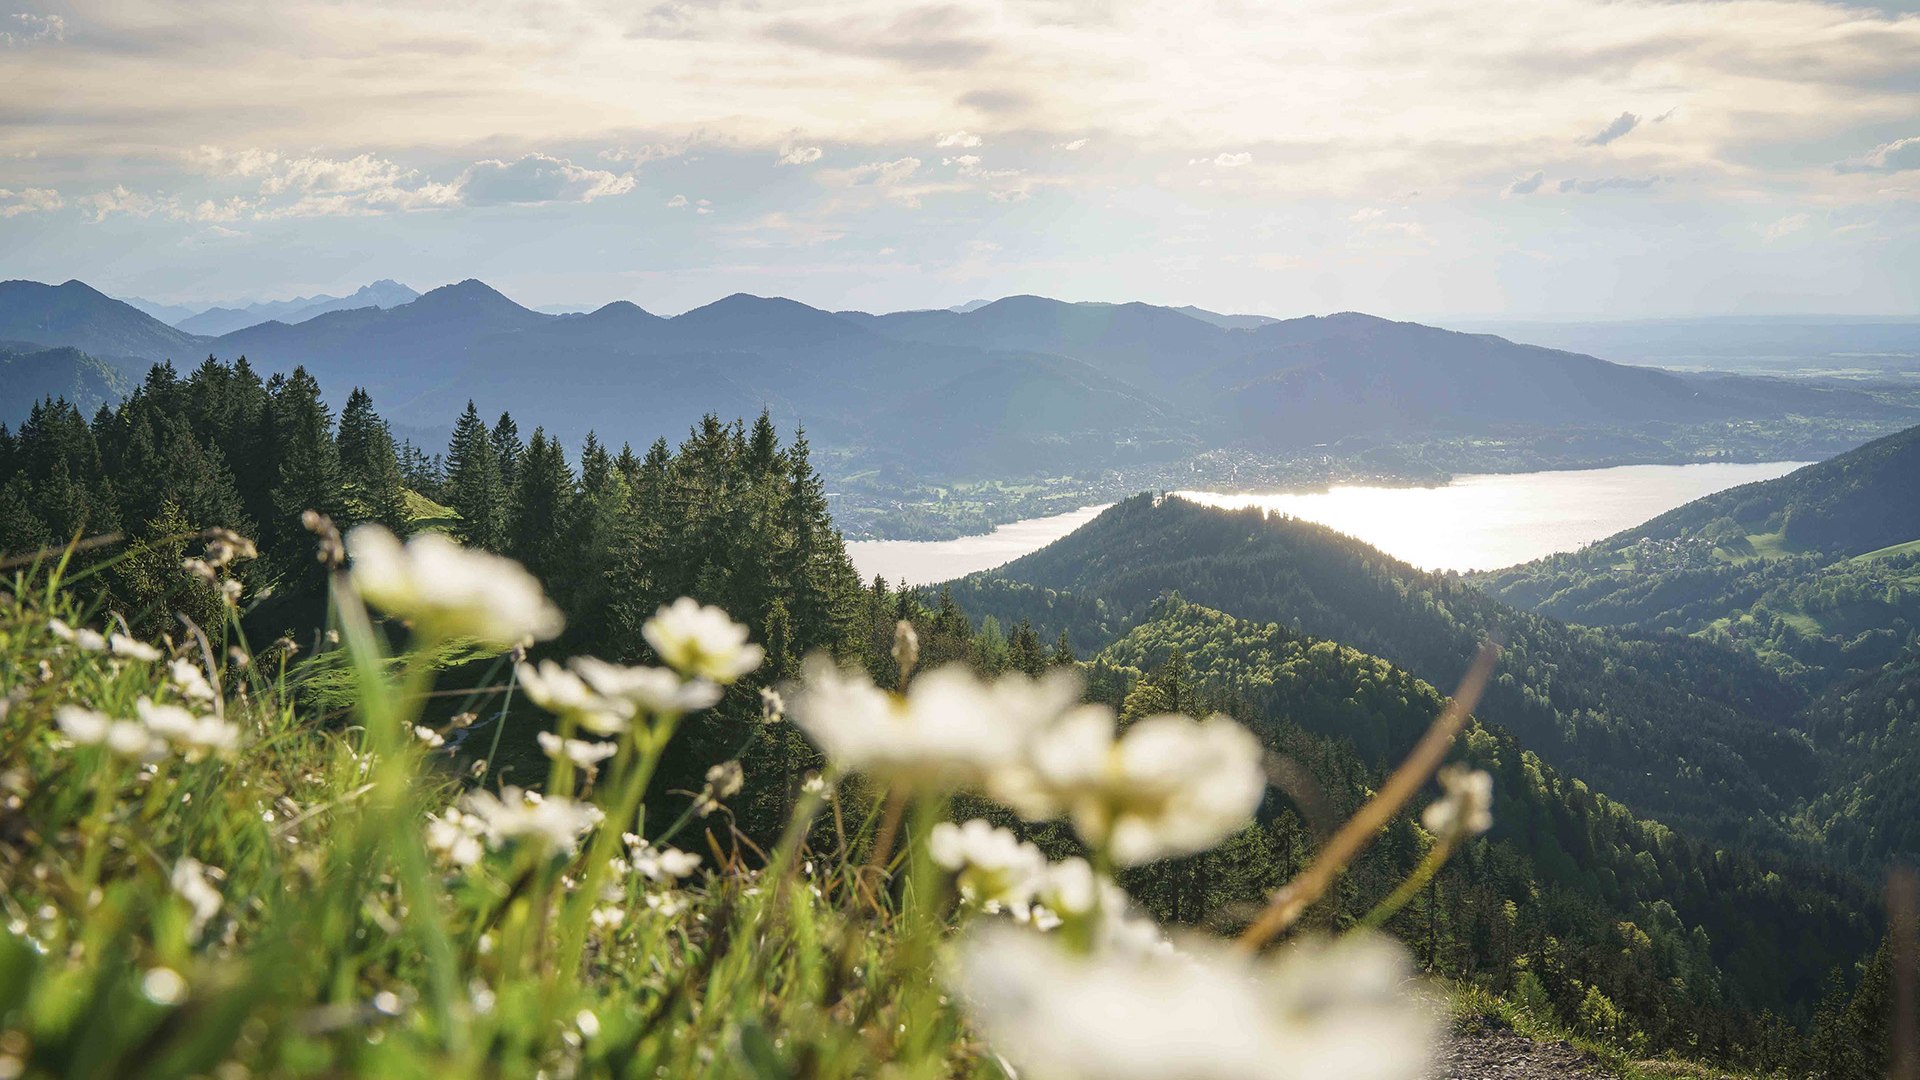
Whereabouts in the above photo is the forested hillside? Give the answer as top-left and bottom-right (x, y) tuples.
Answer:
(1072, 597), (1875, 1067)
(948, 494), (1815, 847)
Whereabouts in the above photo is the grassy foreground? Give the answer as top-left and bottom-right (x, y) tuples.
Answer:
(2, 525), (1499, 1079)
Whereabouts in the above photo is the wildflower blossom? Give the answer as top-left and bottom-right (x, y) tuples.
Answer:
(954, 927), (1435, 1080)
(645, 891), (688, 918)
(629, 842), (702, 882)
(570, 656), (720, 717)
(347, 525), (563, 647)
(56, 705), (164, 761)
(49, 618), (106, 652)
(759, 686), (785, 724)
(136, 698), (240, 758)
(170, 858), (224, 943)
(536, 731), (618, 768)
(169, 658), (216, 702)
(590, 906), (625, 930)
(643, 598), (763, 684)
(414, 725), (446, 748)
(107, 634), (162, 662)
(220, 579), (243, 605)
(787, 659), (1080, 789)
(991, 708), (1265, 865)
(141, 967), (188, 1006)
(518, 660), (634, 735)
(425, 808), (486, 867)
(1421, 765), (1493, 839)
(931, 819), (1048, 913)
(460, 787), (602, 857)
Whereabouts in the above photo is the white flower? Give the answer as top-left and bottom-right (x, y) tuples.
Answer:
(425, 808), (486, 867)
(56, 705), (164, 761)
(170, 858), (224, 943)
(537, 731), (619, 768)
(991, 709), (1265, 866)
(630, 844), (702, 882)
(518, 660), (633, 735)
(459, 786), (602, 857)
(414, 725), (446, 748)
(645, 891), (688, 918)
(1422, 765), (1493, 839)
(169, 658), (216, 702)
(570, 656), (720, 717)
(930, 819), (1048, 913)
(1025, 858), (1165, 955)
(787, 659), (1080, 789)
(136, 698), (240, 759)
(107, 634), (162, 662)
(49, 617), (104, 652)
(705, 759), (744, 799)
(643, 598), (763, 684)
(347, 525), (564, 648)
(590, 906), (625, 930)
(220, 579), (243, 605)
(759, 686), (785, 724)
(954, 927), (1437, 1080)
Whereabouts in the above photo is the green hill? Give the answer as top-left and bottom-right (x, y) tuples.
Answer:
(1081, 596), (1873, 1045)
(1473, 424), (1920, 685)
(946, 493), (1816, 848)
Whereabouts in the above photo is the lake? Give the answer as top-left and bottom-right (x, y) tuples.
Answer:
(845, 461), (1811, 584)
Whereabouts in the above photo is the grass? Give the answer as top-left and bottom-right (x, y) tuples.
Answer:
(0, 559), (989, 1078)
(1850, 536), (1920, 563)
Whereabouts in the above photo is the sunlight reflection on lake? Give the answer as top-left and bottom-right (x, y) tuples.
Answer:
(846, 461), (1815, 585)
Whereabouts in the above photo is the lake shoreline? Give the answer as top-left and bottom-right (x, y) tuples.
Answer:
(847, 460), (1814, 585)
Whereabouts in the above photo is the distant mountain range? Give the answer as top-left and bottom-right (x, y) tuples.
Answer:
(118, 280), (420, 336)
(3, 277), (1914, 476)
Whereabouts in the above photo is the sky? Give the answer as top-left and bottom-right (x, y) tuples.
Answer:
(2, 0), (1919, 319)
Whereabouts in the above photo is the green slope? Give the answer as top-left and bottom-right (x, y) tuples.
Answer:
(946, 493), (1816, 848)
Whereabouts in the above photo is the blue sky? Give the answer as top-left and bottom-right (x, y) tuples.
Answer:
(3, 0), (1919, 318)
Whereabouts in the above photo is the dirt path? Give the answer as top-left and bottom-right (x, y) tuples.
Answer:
(1431, 1019), (1614, 1079)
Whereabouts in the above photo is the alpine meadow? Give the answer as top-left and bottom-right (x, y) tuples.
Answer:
(4, 2), (1920, 1079)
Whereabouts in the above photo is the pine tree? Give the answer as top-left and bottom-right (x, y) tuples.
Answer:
(445, 401), (505, 550)
(491, 412), (524, 492)
(267, 367), (345, 566)
(505, 428), (576, 586)
(337, 388), (411, 534)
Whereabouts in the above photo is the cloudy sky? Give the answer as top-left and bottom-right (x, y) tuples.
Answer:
(3, 0), (1919, 318)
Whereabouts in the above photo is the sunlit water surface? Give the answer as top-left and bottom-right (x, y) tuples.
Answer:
(845, 461), (1812, 585)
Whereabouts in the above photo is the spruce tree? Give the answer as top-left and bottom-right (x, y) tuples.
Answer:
(337, 388), (411, 534)
(267, 367), (345, 564)
(491, 412), (524, 492)
(445, 401), (505, 550)
(505, 428), (575, 586)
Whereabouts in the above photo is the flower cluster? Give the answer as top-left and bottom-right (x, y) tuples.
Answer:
(788, 660), (1264, 865)
(347, 525), (565, 648)
(56, 699), (240, 762)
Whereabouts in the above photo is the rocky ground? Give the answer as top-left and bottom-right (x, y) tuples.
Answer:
(1433, 1025), (1613, 1079)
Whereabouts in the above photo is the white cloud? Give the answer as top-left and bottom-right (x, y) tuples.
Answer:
(935, 131), (982, 148)
(1055, 138), (1088, 151)
(1763, 213), (1810, 241)
(778, 145), (824, 165)
(1191, 152), (1252, 167)
(80, 185), (170, 222)
(1587, 111), (1640, 146)
(0, 186), (61, 217)
(666, 194), (712, 214)
(1836, 136), (1920, 174)
(1505, 170), (1545, 196)
(942, 154), (981, 169)
(461, 153), (634, 205)
(846, 157), (922, 186)
(1557, 175), (1663, 194)
(667, 194), (689, 207)
(1, 12), (62, 46)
